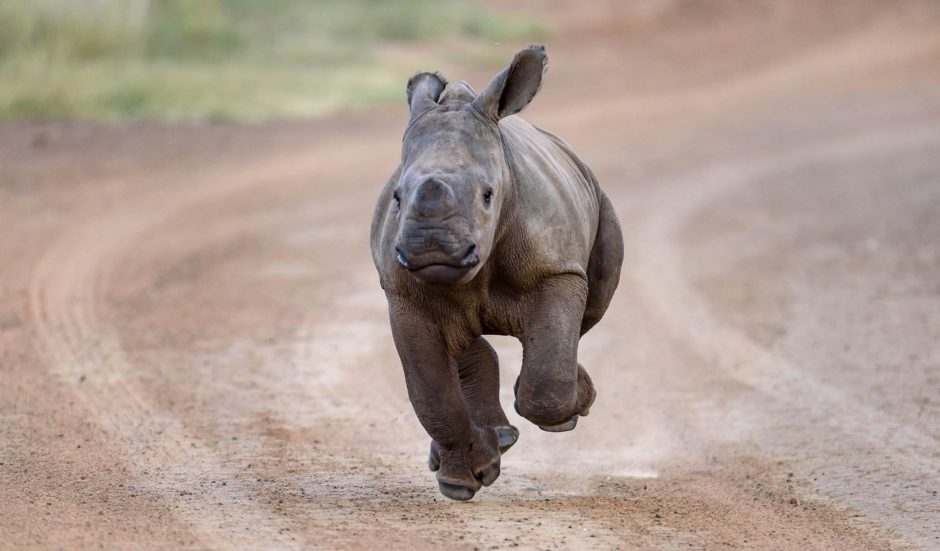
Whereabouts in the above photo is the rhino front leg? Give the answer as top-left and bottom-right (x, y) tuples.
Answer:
(514, 274), (597, 431)
(430, 337), (518, 472)
(389, 303), (501, 500)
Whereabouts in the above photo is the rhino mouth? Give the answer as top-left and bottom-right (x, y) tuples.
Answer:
(409, 264), (472, 285)
(395, 243), (479, 285)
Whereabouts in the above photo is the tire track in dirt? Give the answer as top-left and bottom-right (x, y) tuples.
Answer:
(630, 121), (940, 545)
(24, 145), (370, 548)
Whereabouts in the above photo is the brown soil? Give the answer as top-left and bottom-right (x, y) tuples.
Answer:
(2, 1), (939, 548)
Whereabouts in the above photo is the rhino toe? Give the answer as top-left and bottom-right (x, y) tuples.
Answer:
(538, 415), (578, 433)
(496, 425), (519, 453)
(438, 481), (476, 501)
(476, 459), (500, 487)
(579, 388), (597, 417)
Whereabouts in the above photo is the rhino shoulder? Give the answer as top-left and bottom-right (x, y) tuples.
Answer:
(496, 117), (601, 277)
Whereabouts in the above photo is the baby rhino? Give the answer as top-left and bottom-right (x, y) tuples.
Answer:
(371, 46), (623, 500)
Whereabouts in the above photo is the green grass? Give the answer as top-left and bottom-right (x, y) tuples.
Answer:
(0, 0), (547, 122)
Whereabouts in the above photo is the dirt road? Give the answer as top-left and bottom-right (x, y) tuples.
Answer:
(2, 1), (939, 548)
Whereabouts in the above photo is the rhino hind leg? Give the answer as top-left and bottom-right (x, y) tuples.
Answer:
(457, 337), (518, 452)
(581, 190), (624, 336)
(428, 337), (517, 475)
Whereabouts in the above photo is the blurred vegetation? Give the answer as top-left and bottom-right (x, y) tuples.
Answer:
(0, 0), (546, 122)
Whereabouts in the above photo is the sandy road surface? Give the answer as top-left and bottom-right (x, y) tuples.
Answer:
(2, 1), (940, 548)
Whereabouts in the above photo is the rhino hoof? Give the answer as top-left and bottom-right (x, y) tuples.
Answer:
(438, 481), (476, 501)
(496, 425), (519, 453)
(538, 415), (578, 433)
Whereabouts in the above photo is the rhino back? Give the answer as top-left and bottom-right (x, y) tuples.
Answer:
(497, 116), (600, 278)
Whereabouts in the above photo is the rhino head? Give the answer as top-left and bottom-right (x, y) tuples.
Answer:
(391, 46), (547, 285)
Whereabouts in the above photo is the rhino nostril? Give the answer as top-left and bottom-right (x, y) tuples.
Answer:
(461, 243), (479, 267)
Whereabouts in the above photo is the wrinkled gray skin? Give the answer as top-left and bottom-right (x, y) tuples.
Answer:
(370, 46), (624, 501)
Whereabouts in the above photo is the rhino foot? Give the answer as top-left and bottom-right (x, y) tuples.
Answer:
(514, 364), (597, 429)
(536, 387), (594, 432)
(435, 456), (499, 501)
(428, 426), (502, 501)
(430, 425), (518, 472)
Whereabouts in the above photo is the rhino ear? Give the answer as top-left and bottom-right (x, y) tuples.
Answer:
(474, 45), (546, 121)
(407, 71), (447, 115)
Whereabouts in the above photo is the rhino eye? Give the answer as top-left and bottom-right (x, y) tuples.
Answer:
(483, 188), (493, 204)
(393, 190), (401, 207)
